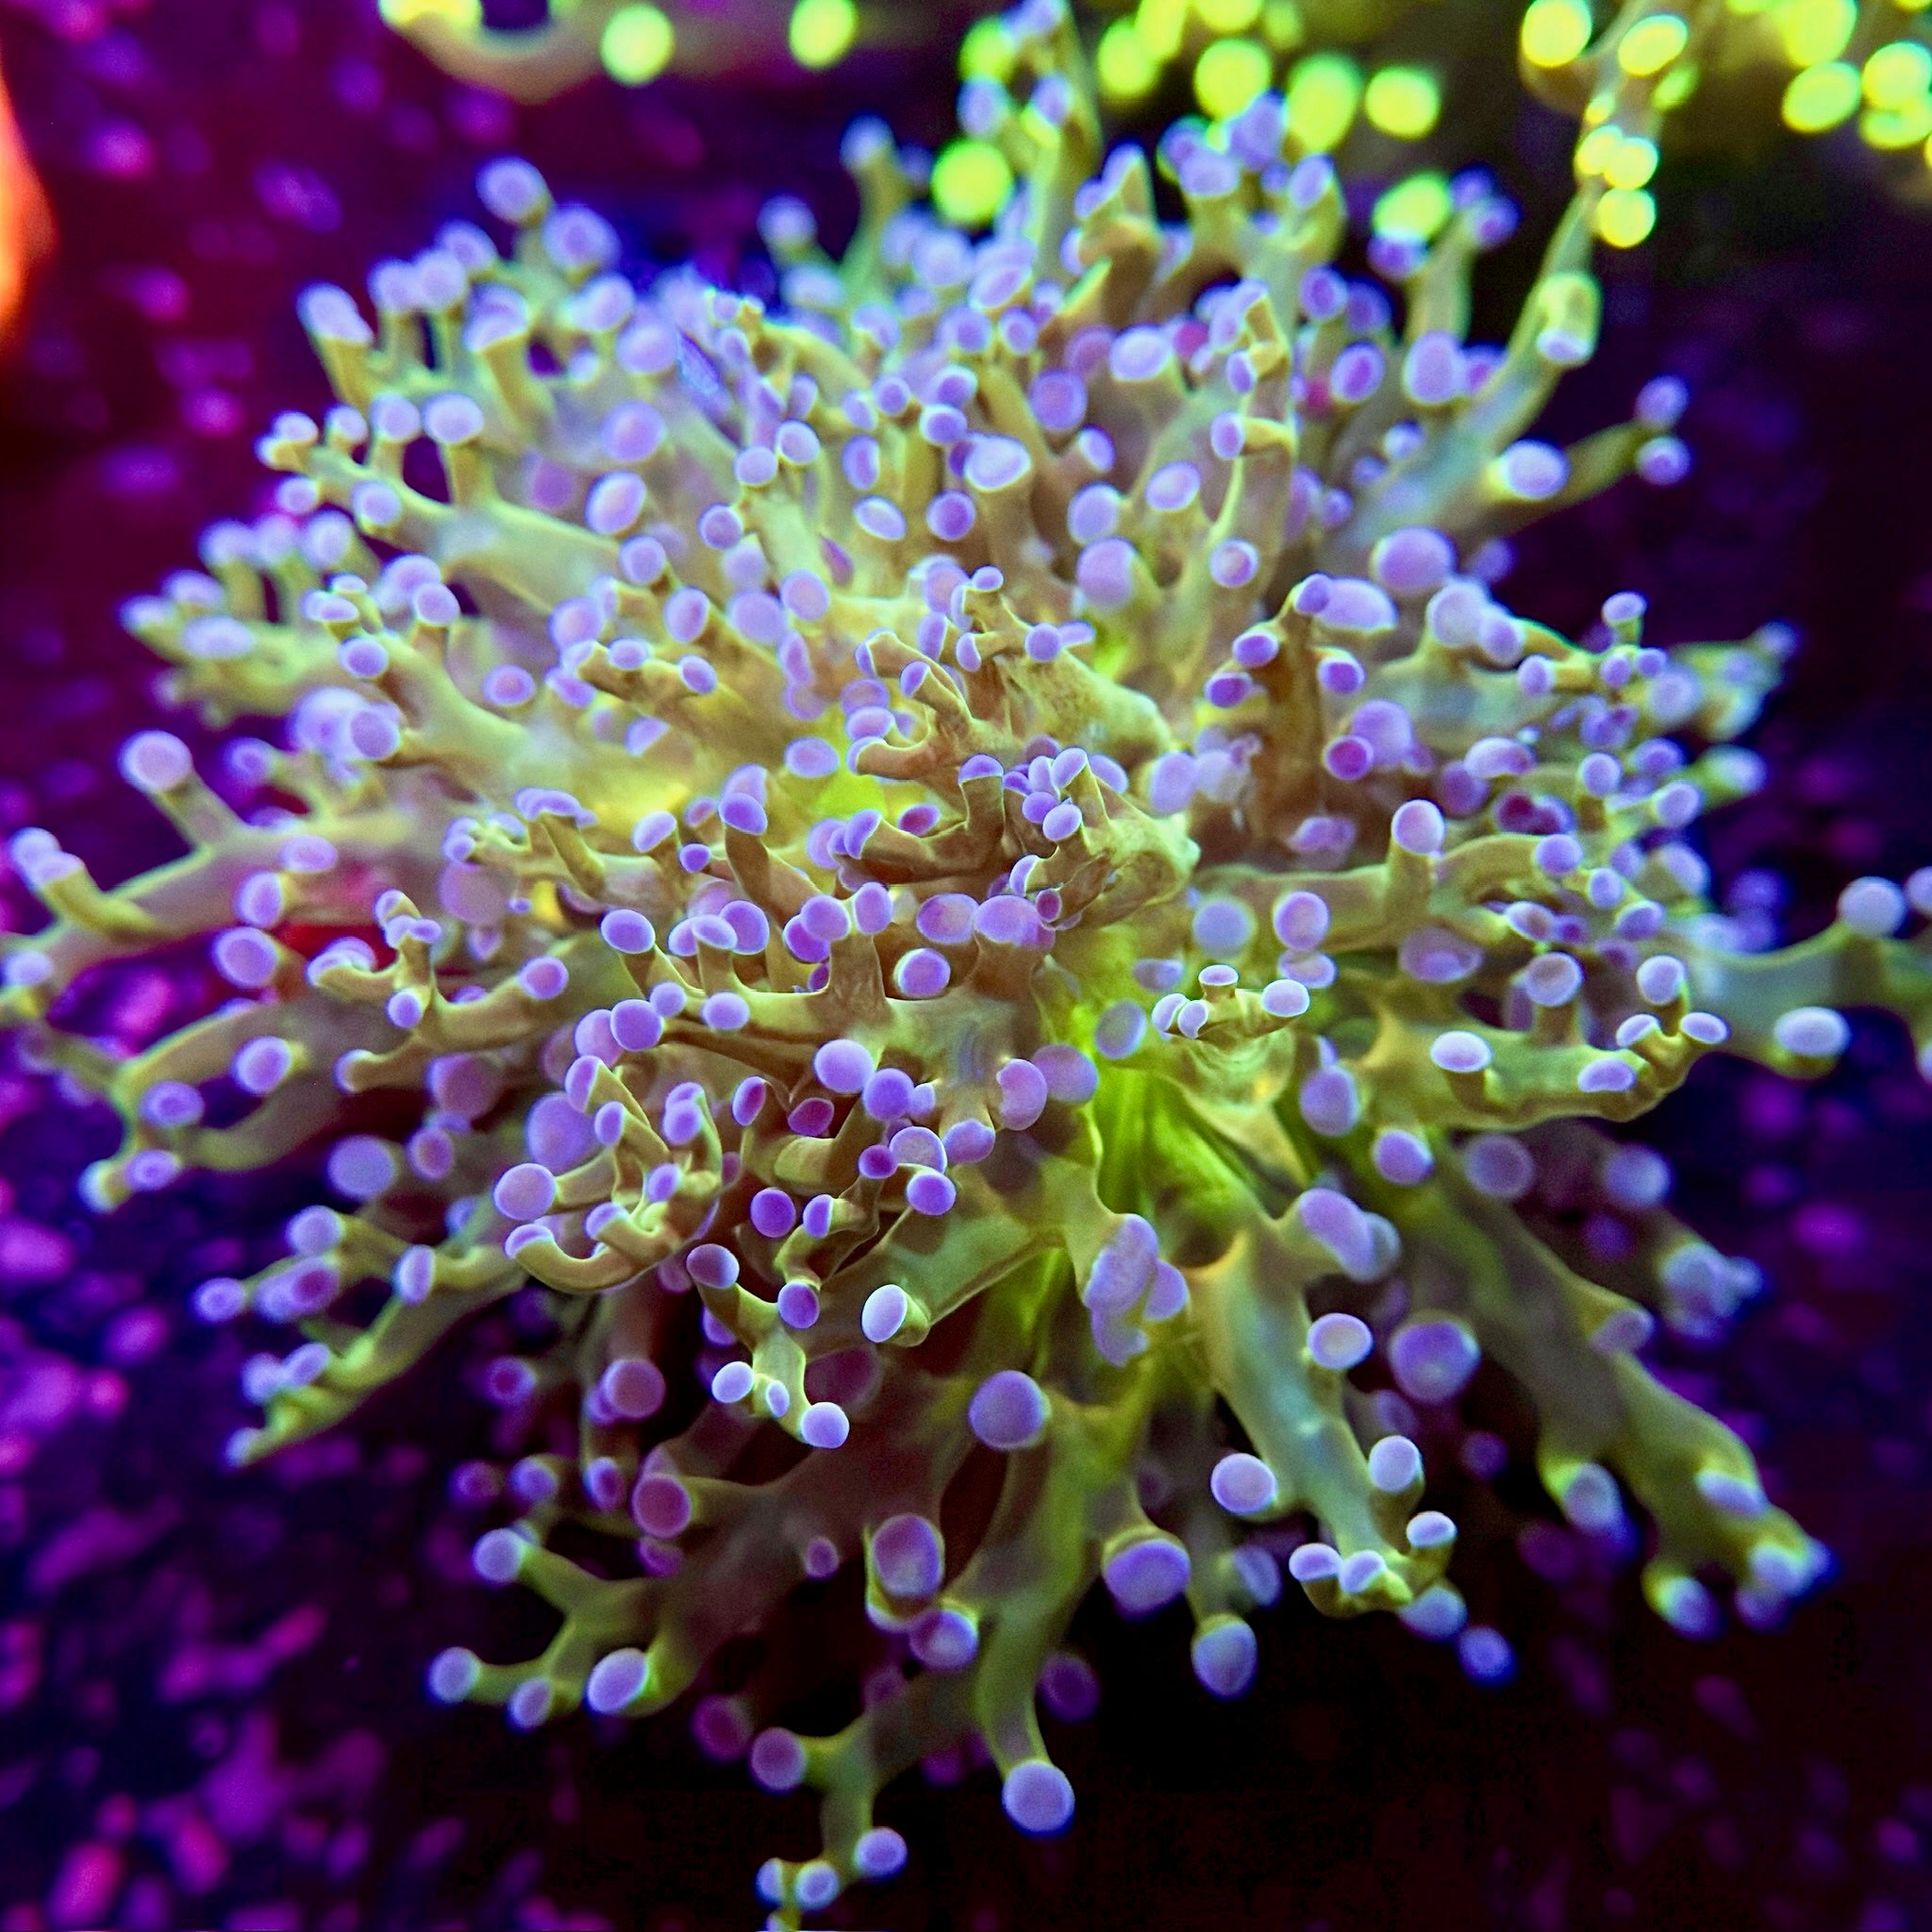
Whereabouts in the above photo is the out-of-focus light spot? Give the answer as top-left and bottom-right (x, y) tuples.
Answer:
(931, 140), (1014, 227)
(1857, 38), (1932, 146)
(1285, 52), (1360, 150)
(379, 0), (481, 25)
(601, 5), (675, 86)
(1363, 65), (1441, 137)
(1862, 40), (1932, 108)
(1602, 134), (1659, 187)
(1576, 124), (1622, 173)
(1595, 185), (1657, 245)
(1194, 36), (1273, 119)
(1781, 58), (1860, 129)
(1652, 58), (1701, 107)
(1777, 0), (1857, 69)
(1262, 0), (1307, 48)
(1198, 0), (1266, 29)
(1617, 13), (1690, 75)
(1098, 21), (1161, 100)
(1863, 97), (1932, 146)
(790, 0), (858, 70)
(959, 16), (1016, 82)
(1373, 171), (1452, 241)
(1521, 0), (1593, 68)
(1137, 0), (1191, 60)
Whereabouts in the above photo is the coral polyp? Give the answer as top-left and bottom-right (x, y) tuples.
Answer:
(7, 0), (1930, 1919)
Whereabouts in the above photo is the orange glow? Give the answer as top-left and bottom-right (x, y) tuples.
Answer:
(0, 57), (53, 351)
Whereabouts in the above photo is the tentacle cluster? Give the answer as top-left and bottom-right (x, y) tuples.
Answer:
(380, 0), (941, 100)
(384, 0), (1932, 241)
(1522, 0), (1932, 240)
(8, 1), (1932, 1921)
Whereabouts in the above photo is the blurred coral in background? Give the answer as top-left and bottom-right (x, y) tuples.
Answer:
(376, 0), (986, 102)
(379, 0), (1932, 246)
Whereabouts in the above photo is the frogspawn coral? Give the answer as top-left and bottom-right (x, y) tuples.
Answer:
(5, 0), (1929, 1919)
(1522, 0), (1932, 244)
(380, 0), (947, 99)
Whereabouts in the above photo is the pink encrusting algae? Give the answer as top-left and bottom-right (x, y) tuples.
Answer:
(5, 0), (1931, 1920)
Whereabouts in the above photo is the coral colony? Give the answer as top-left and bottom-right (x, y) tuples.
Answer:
(384, 0), (1456, 176)
(385, 0), (1932, 256)
(379, 0), (888, 100)
(1087, 0), (1932, 210)
(4, 0), (1929, 1919)
(1519, 0), (1932, 205)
